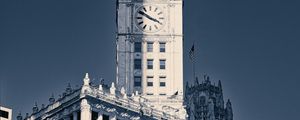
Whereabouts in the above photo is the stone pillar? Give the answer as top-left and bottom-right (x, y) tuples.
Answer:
(73, 112), (78, 120)
(80, 99), (91, 120)
(109, 115), (116, 120)
(97, 112), (103, 120)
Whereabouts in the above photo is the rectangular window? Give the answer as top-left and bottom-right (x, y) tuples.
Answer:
(147, 42), (153, 52)
(159, 42), (166, 52)
(134, 59), (141, 69)
(160, 59), (166, 69)
(146, 93), (154, 95)
(147, 59), (153, 69)
(134, 42), (142, 52)
(159, 76), (166, 87)
(134, 76), (142, 87)
(147, 76), (153, 87)
(0, 110), (9, 119)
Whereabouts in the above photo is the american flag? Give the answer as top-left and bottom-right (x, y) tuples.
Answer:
(189, 44), (195, 61)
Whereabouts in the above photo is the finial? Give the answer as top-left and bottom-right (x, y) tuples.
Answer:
(98, 84), (103, 91)
(17, 111), (22, 120)
(32, 102), (39, 113)
(110, 82), (116, 95)
(83, 73), (90, 86)
(41, 104), (45, 109)
(85, 73), (89, 78)
(135, 91), (139, 96)
(66, 83), (72, 94)
(218, 80), (222, 90)
(195, 77), (199, 85)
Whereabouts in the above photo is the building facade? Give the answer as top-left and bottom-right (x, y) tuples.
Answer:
(18, 0), (233, 120)
(18, 74), (186, 120)
(185, 76), (233, 120)
(0, 106), (12, 120)
(116, 0), (184, 110)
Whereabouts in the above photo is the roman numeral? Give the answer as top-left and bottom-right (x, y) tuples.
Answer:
(143, 25), (147, 29)
(154, 25), (158, 29)
(149, 26), (152, 31)
(138, 21), (143, 25)
(159, 17), (164, 20)
(136, 17), (142, 19)
(158, 12), (162, 15)
(154, 8), (158, 12)
(143, 7), (147, 12)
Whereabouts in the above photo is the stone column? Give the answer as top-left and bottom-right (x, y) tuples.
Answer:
(97, 112), (103, 120)
(80, 99), (91, 120)
(73, 112), (78, 120)
(109, 115), (116, 120)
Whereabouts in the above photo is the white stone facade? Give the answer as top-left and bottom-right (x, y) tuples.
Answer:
(21, 74), (186, 120)
(116, 0), (184, 110)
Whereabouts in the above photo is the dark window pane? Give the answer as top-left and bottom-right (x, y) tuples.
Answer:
(134, 76), (142, 87)
(0, 110), (9, 119)
(77, 111), (81, 120)
(147, 42), (153, 52)
(134, 42), (142, 52)
(147, 59), (153, 69)
(160, 82), (166, 87)
(160, 42), (166, 52)
(92, 111), (98, 120)
(103, 114), (109, 120)
(147, 82), (153, 86)
(134, 59), (142, 69)
(160, 60), (166, 69)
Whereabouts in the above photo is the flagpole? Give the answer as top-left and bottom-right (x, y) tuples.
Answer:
(189, 42), (196, 83)
(193, 57), (196, 82)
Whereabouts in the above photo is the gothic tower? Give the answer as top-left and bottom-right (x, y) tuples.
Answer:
(116, 0), (184, 109)
(185, 76), (234, 120)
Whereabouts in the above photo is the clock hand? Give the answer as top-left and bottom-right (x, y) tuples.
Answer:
(138, 11), (162, 24)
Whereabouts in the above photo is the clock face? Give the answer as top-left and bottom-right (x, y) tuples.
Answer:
(135, 5), (165, 33)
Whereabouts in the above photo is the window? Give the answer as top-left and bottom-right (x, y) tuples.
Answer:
(134, 42), (142, 52)
(134, 59), (141, 69)
(0, 110), (9, 119)
(147, 76), (153, 87)
(160, 59), (166, 69)
(147, 93), (154, 95)
(147, 42), (153, 52)
(159, 76), (166, 87)
(147, 59), (153, 69)
(92, 111), (98, 120)
(159, 42), (166, 52)
(134, 76), (142, 87)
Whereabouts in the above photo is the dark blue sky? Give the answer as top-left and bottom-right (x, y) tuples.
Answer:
(1, 0), (300, 120)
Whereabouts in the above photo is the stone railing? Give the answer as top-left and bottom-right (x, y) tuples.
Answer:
(84, 85), (185, 120)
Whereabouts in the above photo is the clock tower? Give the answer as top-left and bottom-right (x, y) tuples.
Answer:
(116, 0), (183, 109)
